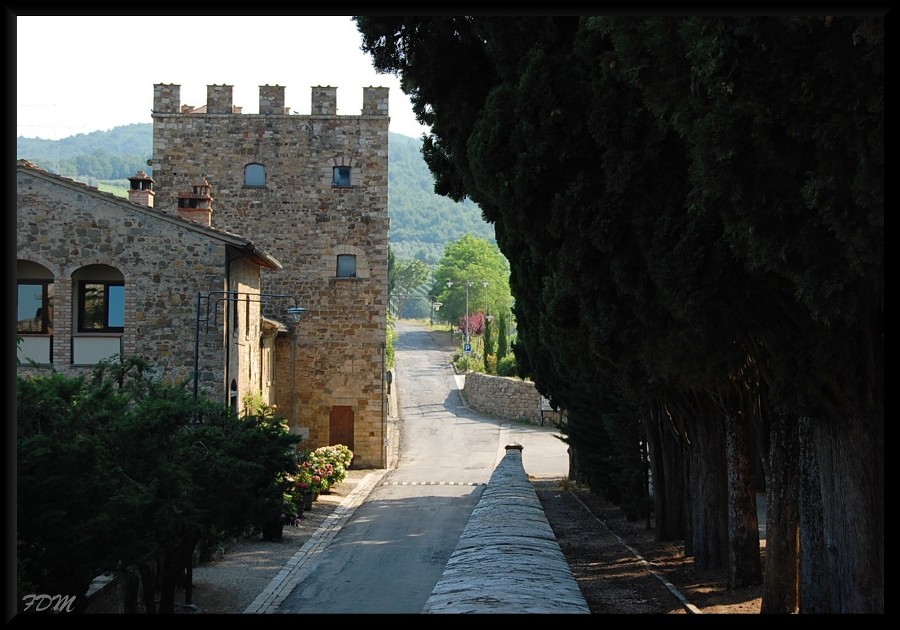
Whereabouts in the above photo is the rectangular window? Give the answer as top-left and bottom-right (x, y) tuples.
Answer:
(79, 281), (124, 332)
(336, 254), (357, 278)
(333, 166), (351, 187)
(17, 281), (53, 334)
(244, 163), (266, 187)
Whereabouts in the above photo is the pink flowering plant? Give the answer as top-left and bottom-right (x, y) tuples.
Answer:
(289, 450), (331, 496)
(287, 445), (354, 500)
(279, 491), (302, 527)
(314, 444), (353, 487)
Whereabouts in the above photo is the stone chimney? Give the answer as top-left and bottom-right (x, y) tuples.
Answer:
(127, 170), (155, 207)
(177, 178), (213, 226)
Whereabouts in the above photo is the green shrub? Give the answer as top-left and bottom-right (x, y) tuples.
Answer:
(495, 354), (518, 376)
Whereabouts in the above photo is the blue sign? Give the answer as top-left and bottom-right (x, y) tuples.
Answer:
(464, 343), (472, 354)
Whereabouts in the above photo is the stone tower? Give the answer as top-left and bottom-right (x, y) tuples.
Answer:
(150, 83), (390, 467)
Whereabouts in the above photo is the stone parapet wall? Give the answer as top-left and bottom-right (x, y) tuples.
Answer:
(462, 371), (563, 426)
(423, 445), (589, 614)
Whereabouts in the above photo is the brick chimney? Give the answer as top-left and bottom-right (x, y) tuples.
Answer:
(177, 178), (213, 226)
(127, 170), (155, 207)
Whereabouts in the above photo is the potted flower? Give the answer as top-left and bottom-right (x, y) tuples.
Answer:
(312, 444), (353, 491)
(261, 491), (301, 541)
(291, 451), (331, 510)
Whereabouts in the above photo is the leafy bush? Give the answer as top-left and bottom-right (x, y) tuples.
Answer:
(16, 356), (301, 614)
(495, 354), (518, 377)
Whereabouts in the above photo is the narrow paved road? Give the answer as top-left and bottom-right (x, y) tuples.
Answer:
(275, 321), (568, 613)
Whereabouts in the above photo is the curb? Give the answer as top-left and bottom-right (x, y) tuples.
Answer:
(243, 470), (389, 614)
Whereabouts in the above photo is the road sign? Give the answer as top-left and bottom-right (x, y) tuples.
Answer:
(464, 343), (472, 354)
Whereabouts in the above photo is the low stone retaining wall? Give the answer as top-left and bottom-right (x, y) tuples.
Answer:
(423, 445), (589, 614)
(461, 371), (564, 426)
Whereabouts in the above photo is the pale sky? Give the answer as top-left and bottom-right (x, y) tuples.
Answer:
(16, 15), (432, 140)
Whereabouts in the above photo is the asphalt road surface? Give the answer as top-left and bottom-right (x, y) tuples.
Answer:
(275, 321), (569, 614)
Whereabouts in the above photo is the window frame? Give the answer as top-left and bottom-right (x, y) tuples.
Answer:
(244, 163), (266, 188)
(77, 280), (125, 333)
(336, 254), (357, 278)
(332, 166), (351, 188)
(17, 280), (54, 335)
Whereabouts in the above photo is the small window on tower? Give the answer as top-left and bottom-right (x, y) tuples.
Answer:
(336, 254), (357, 278)
(245, 163), (266, 187)
(333, 166), (351, 188)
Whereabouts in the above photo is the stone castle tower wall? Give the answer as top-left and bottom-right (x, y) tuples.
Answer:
(151, 83), (390, 467)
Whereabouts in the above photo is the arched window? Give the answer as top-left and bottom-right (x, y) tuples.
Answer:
(336, 254), (357, 278)
(17, 262), (54, 335)
(244, 163), (266, 187)
(17, 260), (55, 365)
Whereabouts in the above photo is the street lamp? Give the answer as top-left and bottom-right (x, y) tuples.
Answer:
(446, 280), (454, 340)
(430, 297), (442, 326)
(286, 306), (306, 322)
(481, 281), (489, 321)
(187, 294), (304, 607)
(464, 281), (472, 347)
(446, 280), (473, 348)
(286, 306), (306, 441)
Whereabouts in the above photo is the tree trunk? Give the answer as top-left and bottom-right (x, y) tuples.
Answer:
(683, 395), (729, 570)
(568, 444), (577, 482)
(157, 550), (180, 615)
(643, 402), (686, 542)
(725, 407), (762, 589)
(798, 416), (831, 613)
(807, 412), (883, 613)
(759, 408), (800, 613)
(121, 566), (141, 614)
(137, 562), (157, 614)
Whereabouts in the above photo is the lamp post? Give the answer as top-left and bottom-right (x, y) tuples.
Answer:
(446, 280), (454, 341)
(193, 290), (304, 402)
(286, 306), (306, 433)
(446, 280), (473, 348)
(481, 281), (489, 321)
(187, 291), (302, 608)
(430, 296), (442, 326)
(464, 281), (472, 347)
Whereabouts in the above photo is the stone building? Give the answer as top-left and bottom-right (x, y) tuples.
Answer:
(149, 83), (391, 467)
(15, 159), (288, 412)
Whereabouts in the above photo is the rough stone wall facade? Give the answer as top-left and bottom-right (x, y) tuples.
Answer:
(16, 163), (270, 405)
(462, 372), (564, 427)
(150, 84), (390, 467)
(224, 258), (264, 413)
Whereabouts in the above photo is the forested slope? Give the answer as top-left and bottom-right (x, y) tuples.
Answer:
(17, 125), (494, 263)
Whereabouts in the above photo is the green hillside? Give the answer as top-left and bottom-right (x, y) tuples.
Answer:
(17, 125), (494, 263)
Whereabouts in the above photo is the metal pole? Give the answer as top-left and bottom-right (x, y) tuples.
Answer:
(465, 282), (470, 346)
(193, 292), (202, 400)
(292, 321), (298, 427)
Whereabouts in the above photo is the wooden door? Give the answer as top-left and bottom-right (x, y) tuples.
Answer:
(329, 405), (354, 451)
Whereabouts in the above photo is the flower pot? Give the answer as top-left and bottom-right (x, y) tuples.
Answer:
(262, 521), (283, 541)
(302, 493), (314, 511)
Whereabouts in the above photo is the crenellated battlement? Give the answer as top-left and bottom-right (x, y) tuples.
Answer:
(152, 83), (389, 118)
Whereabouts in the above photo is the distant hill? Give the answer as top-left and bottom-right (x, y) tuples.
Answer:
(16, 125), (494, 264)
